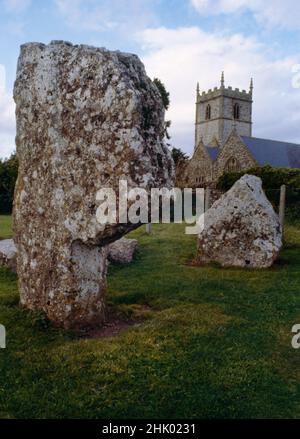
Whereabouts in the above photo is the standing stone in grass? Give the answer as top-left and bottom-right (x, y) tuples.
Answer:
(197, 175), (282, 268)
(13, 40), (174, 329)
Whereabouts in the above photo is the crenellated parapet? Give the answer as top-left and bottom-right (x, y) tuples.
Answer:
(195, 72), (253, 148)
(197, 85), (252, 103)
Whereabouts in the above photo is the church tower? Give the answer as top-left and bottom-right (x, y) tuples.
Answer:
(195, 73), (253, 149)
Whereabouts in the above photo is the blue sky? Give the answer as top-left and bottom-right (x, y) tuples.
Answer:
(1, 0), (300, 158)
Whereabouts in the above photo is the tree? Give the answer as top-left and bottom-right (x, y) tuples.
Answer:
(153, 78), (170, 110)
(171, 147), (188, 166)
(0, 153), (18, 214)
(153, 78), (171, 141)
(153, 79), (189, 168)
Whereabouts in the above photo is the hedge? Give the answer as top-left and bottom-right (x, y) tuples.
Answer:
(217, 165), (300, 221)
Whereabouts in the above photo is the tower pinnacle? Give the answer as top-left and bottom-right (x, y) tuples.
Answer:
(250, 77), (253, 96)
(221, 71), (225, 88)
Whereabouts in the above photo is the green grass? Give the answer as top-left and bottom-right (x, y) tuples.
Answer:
(0, 216), (300, 418)
(0, 215), (13, 239)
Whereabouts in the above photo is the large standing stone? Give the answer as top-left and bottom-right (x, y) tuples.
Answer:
(197, 175), (282, 268)
(13, 41), (173, 328)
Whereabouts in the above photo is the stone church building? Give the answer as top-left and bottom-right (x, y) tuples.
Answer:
(178, 73), (300, 188)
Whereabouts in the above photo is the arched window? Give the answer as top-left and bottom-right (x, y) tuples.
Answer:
(233, 103), (240, 120)
(225, 157), (240, 172)
(195, 176), (204, 186)
(205, 104), (211, 120)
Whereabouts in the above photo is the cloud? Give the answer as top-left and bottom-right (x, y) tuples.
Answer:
(139, 26), (300, 155)
(0, 65), (16, 159)
(191, 0), (249, 14)
(2, 0), (31, 13)
(55, 0), (158, 32)
(191, 0), (300, 30)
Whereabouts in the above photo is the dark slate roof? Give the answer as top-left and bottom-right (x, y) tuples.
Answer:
(241, 136), (300, 168)
(205, 146), (219, 161)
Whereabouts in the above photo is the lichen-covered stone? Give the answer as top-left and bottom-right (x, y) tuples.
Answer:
(13, 40), (174, 328)
(197, 175), (282, 268)
(0, 239), (17, 273)
(107, 238), (138, 264)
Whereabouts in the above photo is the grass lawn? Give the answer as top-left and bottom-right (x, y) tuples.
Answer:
(0, 215), (13, 239)
(0, 215), (300, 418)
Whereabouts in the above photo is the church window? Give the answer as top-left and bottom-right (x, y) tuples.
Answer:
(195, 176), (204, 185)
(225, 157), (240, 172)
(233, 103), (240, 120)
(205, 104), (211, 120)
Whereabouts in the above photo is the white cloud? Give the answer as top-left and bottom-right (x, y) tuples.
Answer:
(2, 0), (31, 13)
(191, 0), (249, 14)
(139, 26), (300, 155)
(0, 65), (16, 159)
(191, 0), (300, 30)
(55, 0), (158, 32)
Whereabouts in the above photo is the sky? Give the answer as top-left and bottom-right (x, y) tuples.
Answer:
(1, 0), (300, 159)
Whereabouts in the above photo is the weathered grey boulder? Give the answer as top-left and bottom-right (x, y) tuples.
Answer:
(0, 239), (17, 273)
(107, 238), (138, 264)
(197, 175), (282, 268)
(13, 41), (174, 328)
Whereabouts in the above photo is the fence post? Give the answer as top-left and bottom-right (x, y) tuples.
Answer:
(146, 223), (152, 234)
(205, 188), (211, 212)
(279, 184), (286, 233)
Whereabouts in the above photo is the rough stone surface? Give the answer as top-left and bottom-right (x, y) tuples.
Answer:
(0, 239), (17, 273)
(13, 40), (174, 328)
(107, 238), (138, 264)
(197, 175), (282, 268)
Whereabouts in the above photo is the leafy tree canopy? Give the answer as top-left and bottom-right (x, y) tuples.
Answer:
(0, 153), (18, 214)
(153, 78), (170, 110)
(171, 147), (189, 166)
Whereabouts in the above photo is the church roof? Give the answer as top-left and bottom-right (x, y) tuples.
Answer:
(241, 136), (300, 168)
(204, 146), (219, 161)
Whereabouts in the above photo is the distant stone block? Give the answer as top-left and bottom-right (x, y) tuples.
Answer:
(0, 239), (17, 273)
(107, 238), (138, 264)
